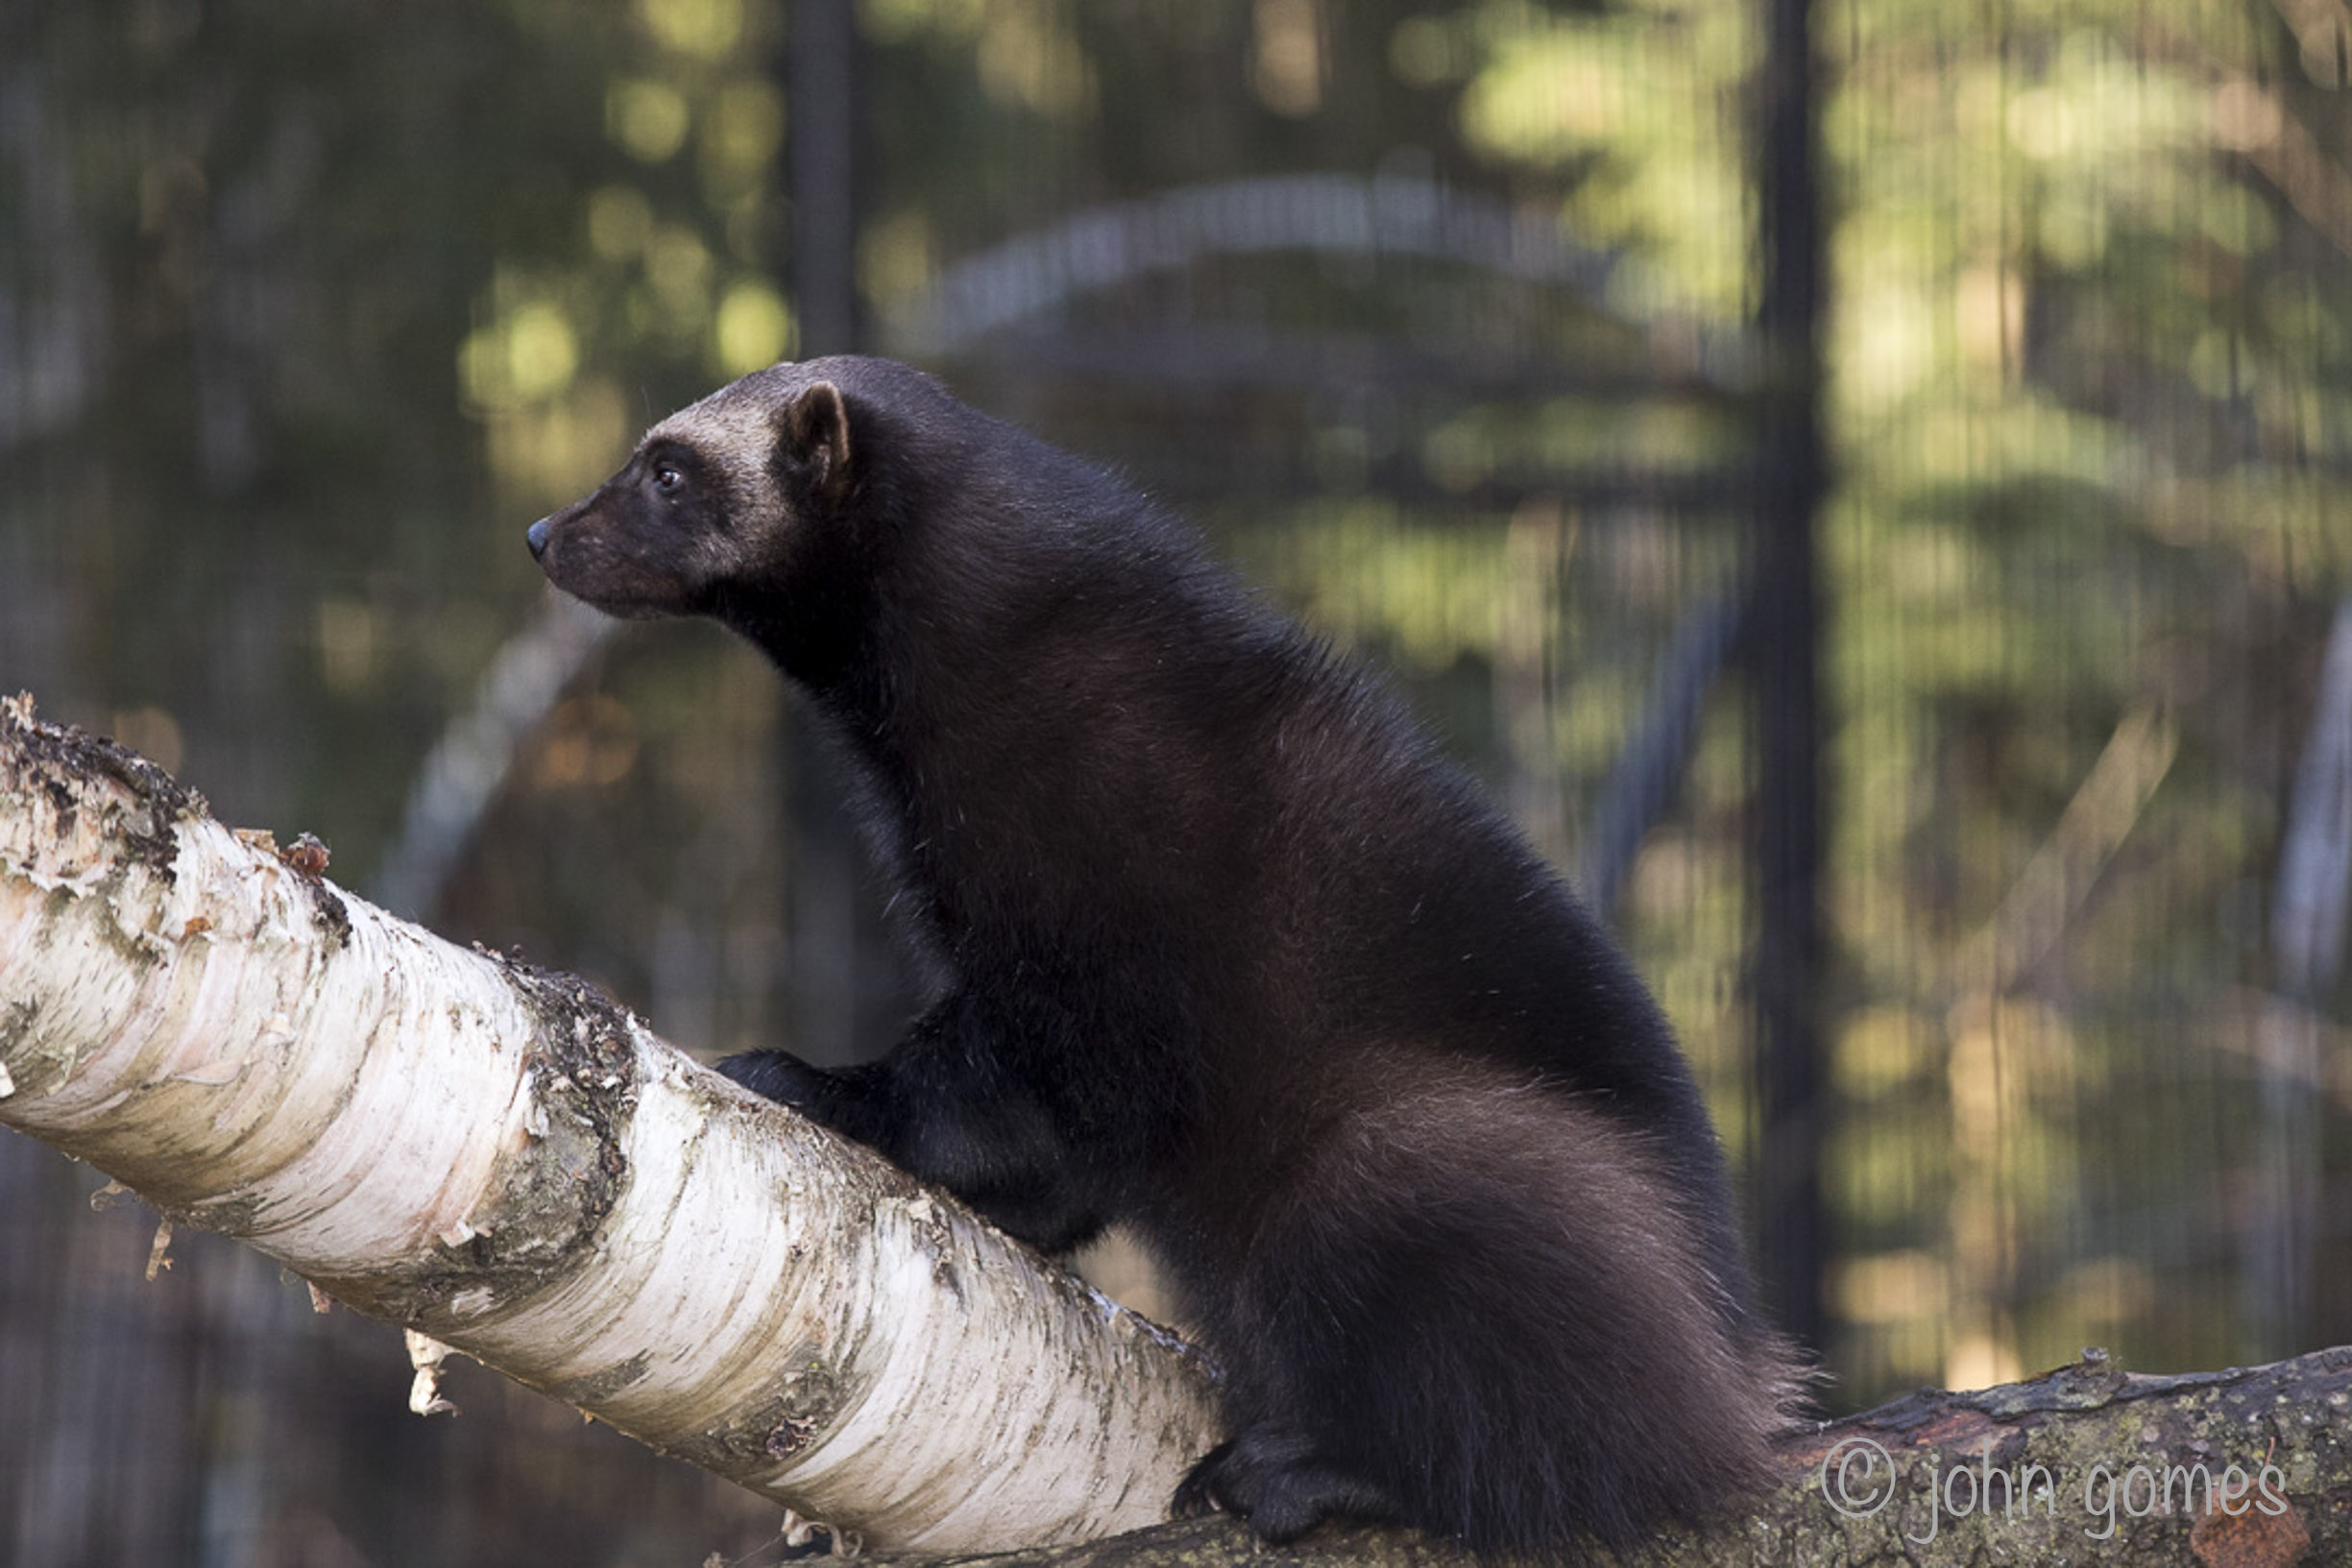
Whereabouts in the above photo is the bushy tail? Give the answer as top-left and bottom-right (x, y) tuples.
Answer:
(1208, 1075), (1807, 1559)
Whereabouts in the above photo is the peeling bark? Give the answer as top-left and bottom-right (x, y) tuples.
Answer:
(0, 696), (1221, 1556)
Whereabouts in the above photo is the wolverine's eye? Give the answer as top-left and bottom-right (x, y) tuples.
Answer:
(652, 463), (685, 495)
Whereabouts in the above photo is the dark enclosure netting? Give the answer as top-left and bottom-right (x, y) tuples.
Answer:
(1, 0), (2346, 1562)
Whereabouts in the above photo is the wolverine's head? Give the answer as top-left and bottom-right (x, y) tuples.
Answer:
(526, 362), (859, 619)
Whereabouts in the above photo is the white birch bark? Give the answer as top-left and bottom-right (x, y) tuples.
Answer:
(0, 694), (1221, 1555)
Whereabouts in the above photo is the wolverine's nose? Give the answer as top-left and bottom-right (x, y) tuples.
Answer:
(526, 517), (550, 560)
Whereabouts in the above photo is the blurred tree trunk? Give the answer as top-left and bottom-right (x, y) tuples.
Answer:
(1749, 0), (1831, 1359)
(0, 697), (1219, 1557)
(780, 0), (915, 1070)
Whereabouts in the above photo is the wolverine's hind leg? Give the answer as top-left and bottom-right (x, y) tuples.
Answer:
(1171, 1427), (1402, 1543)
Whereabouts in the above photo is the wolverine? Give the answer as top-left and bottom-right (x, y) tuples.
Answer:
(526, 355), (1804, 1558)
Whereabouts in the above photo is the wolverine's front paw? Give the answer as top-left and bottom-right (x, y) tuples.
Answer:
(1172, 1429), (1398, 1545)
(716, 1049), (835, 1114)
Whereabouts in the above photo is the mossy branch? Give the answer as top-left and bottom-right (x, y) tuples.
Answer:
(890, 1348), (2351, 1566)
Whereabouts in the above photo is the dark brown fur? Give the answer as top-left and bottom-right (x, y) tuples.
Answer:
(527, 356), (1805, 1558)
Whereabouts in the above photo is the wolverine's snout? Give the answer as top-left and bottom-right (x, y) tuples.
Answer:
(526, 517), (551, 560)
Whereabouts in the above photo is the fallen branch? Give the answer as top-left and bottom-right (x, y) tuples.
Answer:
(0, 696), (1220, 1556)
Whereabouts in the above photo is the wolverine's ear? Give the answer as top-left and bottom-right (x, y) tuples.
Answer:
(777, 381), (853, 503)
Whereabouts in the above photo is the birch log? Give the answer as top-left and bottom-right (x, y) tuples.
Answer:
(0, 694), (1223, 1555)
